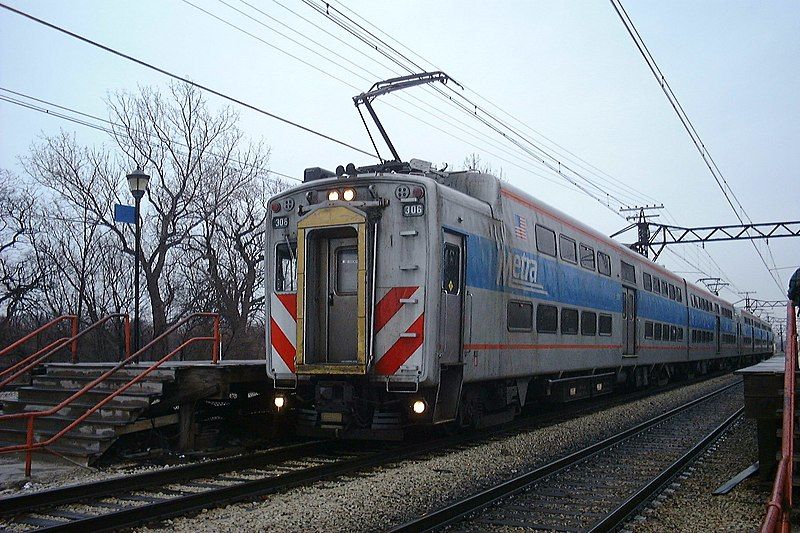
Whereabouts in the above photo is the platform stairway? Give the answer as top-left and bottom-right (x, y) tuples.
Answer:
(0, 312), (221, 471)
(0, 363), (177, 463)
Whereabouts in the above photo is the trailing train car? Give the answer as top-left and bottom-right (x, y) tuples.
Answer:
(265, 160), (772, 438)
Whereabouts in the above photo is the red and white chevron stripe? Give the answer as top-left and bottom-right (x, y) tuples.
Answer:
(373, 286), (425, 375)
(270, 292), (297, 373)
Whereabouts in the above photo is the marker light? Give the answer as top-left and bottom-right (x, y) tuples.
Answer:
(342, 188), (356, 201)
(274, 396), (286, 409)
(271, 202), (282, 213)
(327, 190), (340, 201)
(412, 400), (426, 414)
(412, 187), (425, 199)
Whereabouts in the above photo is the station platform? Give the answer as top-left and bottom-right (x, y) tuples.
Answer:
(737, 354), (794, 481)
(0, 359), (270, 464)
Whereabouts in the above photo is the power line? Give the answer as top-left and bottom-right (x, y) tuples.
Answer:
(303, 0), (747, 295)
(326, 0), (664, 207)
(179, 1), (596, 196)
(300, 0), (636, 214)
(609, 0), (784, 296)
(0, 1), (378, 160)
(0, 87), (301, 182)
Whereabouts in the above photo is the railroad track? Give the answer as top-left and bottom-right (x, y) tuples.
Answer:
(389, 381), (743, 532)
(0, 376), (740, 532)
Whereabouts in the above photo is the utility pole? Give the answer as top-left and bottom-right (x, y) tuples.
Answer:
(697, 277), (729, 296)
(617, 205), (664, 258)
(738, 291), (757, 311)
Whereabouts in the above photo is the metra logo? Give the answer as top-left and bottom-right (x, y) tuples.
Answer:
(501, 250), (548, 294)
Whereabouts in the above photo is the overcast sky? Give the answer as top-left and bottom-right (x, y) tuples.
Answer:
(1, 0), (798, 314)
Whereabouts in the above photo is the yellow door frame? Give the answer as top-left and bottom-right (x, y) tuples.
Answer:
(296, 206), (368, 374)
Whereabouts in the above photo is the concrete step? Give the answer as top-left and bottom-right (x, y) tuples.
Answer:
(31, 375), (165, 394)
(15, 386), (155, 409)
(1, 415), (120, 439)
(43, 363), (176, 382)
(0, 427), (114, 457)
(1, 399), (143, 422)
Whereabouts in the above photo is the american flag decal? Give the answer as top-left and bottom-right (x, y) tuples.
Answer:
(514, 214), (528, 240)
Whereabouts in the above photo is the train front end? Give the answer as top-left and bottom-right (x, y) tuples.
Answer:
(265, 163), (436, 439)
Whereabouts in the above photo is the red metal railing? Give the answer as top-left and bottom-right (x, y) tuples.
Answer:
(0, 314), (130, 390)
(762, 302), (797, 533)
(0, 315), (78, 362)
(0, 312), (220, 476)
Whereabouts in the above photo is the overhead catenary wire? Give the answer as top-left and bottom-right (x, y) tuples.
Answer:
(0, 1), (378, 160)
(220, 0), (619, 199)
(0, 88), (301, 183)
(311, 0), (753, 296)
(609, 0), (784, 296)
(299, 0), (638, 214)
(181, 0), (600, 196)
(319, 0), (661, 207)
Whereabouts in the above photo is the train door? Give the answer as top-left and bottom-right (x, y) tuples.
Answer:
(715, 316), (721, 354)
(305, 227), (359, 364)
(440, 232), (464, 365)
(434, 231), (465, 424)
(622, 287), (637, 355)
(327, 238), (358, 362)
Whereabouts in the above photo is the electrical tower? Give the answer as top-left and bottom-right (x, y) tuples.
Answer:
(617, 205), (664, 258)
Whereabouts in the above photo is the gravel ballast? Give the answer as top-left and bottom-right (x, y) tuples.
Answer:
(626, 417), (770, 532)
(131, 374), (750, 532)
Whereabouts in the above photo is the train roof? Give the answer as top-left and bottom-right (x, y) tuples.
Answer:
(296, 160), (736, 312)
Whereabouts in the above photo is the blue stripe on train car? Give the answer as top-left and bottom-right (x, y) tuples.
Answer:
(464, 233), (619, 313)
(637, 292), (685, 324)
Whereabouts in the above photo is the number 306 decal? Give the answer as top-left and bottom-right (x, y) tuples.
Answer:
(402, 203), (424, 217)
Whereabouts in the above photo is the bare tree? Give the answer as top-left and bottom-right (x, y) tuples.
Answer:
(463, 152), (506, 180)
(21, 82), (277, 358)
(0, 170), (42, 330)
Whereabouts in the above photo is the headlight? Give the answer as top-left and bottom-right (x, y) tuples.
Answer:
(327, 190), (340, 201)
(412, 400), (426, 414)
(343, 188), (356, 201)
(274, 396), (286, 409)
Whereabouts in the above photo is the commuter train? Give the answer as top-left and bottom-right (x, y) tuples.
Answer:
(265, 159), (773, 438)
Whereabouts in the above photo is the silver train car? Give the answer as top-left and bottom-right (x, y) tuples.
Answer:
(265, 160), (773, 438)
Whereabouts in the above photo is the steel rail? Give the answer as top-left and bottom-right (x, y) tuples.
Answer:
(589, 407), (743, 531)
(0, 440), (331, 516)
(0, 376), (743, 532)
(388, 380), (742, 532)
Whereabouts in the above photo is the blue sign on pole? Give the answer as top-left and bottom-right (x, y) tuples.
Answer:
(114, 204), (136, 224)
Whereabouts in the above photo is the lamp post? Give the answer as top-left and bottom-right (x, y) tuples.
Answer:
(126, 167), (150, 357)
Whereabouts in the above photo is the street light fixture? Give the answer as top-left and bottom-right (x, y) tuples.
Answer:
(126, 167), (150, 357)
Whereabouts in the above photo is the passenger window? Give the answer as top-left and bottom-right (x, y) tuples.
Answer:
(507, 301), (533, 332)
(643, 273), (652, 291)
(442, 243), (461, 295)
(536, 304), (558, 333)
(654, 323), (663, 340)
(335, 247), (358, 295)
(579, 244), (596, 270)
(561, 308), (578, 335)
(661, 280), (669, 294)
(669, 284), (676, 300)
(644, 321), (653, 339)
(653, 277), (661, 294)
(671, 326), (677, 341)
(275, 242), (298, 292)
(559, 235), (577, 264)
(676, 287), (682, 302)
(597, 252), (611, 276)
(535, 225), (557, 257)
(598, 314), (612, 336)
(621, 261), (635, 283)
(677, 328), (683, 341)
(581, 311), (597, 336)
